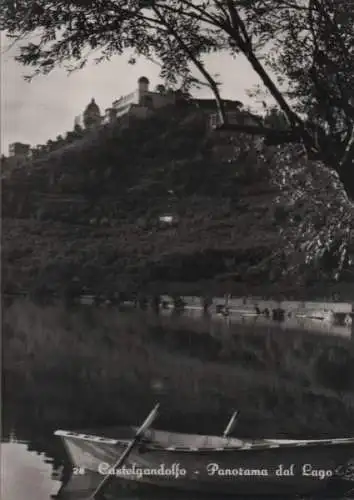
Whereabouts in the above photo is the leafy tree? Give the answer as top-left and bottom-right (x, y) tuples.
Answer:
(46, 139), (55, 152)
(155, 84), (166, 94)
(30, 146), (40, 159)
(263, 108), (288, 130)
(73, 122), (84, 138)
(242, 0), (354, 197)
(65, 131), (77, 143)
(264, 143), (353, 280)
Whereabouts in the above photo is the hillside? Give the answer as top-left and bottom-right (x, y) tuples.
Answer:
(1, 102), (326, 298)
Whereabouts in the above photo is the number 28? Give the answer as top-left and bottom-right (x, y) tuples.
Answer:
(73, 466), (86, 475)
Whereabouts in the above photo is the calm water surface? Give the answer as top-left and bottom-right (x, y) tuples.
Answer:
(1, 439), (62, 500)
(2, 304), (353, 499)
(159, 308), (353, 339)
(2, 435), (174, 500)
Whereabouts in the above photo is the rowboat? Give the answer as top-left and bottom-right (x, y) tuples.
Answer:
(54, 407), (354, 498)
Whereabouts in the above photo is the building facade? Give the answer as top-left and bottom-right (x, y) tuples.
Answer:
(9, 142), (31, 157)
(104, 76), (176, 123)
(83, 76), (254, 130)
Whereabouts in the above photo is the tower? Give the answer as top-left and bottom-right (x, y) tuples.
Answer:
(74, 115), (82, 128)
(137, 76), (150, 102)
(137, 76), (151, 107)
(83, 98), (102, 129)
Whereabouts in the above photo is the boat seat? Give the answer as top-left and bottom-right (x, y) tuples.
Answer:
(141, 429), (245, 450)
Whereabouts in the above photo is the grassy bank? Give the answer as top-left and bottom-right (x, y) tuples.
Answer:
(3, 300), (354, 438)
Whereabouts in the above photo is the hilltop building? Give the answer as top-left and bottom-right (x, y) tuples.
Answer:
(78, 76), (260, 132)
(5, 142), (32, 168)
(9, 142), (31, 158)
(103, 76), (177, 123)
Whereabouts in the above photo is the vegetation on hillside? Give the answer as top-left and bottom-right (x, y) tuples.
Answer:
(2, 105), (274, 295)
(2, 102), (353, 296)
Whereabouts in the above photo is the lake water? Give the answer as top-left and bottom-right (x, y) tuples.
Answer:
(1, 439), (62, 500)
(2, 302), (354, 499)
(158, 307), (353, 339)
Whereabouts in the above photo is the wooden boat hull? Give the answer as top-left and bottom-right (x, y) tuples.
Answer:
(55, 430), (354, 496)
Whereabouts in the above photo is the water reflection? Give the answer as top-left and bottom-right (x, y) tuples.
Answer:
(159, 307), (353, 339)
(3, 300), (354, 499)
(1, 439), (62, 500)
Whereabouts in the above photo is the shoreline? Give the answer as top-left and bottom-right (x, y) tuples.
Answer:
(3, 278), (354, 304)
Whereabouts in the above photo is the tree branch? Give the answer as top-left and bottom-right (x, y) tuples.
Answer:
(152, 5), (228, 126)
(220, 0), (325, 158)
(213, 0), (231, 19)
(225, 0), (302, 128)
(153, 0), (228, 30)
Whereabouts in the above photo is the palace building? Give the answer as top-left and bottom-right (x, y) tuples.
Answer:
(78, 76), (259, 131)
(103, 76), (177, 123)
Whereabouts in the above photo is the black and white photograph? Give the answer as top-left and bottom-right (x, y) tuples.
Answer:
(1, 0), (354, 499)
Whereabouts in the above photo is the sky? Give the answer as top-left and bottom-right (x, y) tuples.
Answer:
(2, 35), (263, 155)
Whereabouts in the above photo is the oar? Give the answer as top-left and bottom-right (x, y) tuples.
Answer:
(87, 403), (160, 499)
(223, 410), (239, 438)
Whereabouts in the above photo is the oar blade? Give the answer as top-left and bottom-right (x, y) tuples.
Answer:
(223, 410), (239, 438)
(137, 403), (160, 436)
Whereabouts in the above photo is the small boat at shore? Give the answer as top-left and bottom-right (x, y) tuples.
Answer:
(55, 406), (354, 498)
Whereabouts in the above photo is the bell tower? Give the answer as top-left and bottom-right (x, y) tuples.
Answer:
(137, 76), (150, 104)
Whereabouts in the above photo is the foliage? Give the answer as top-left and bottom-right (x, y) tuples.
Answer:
(2, 104), (353, 292)
(265, 142), (354, 281)
(243, 0), (354, 196)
